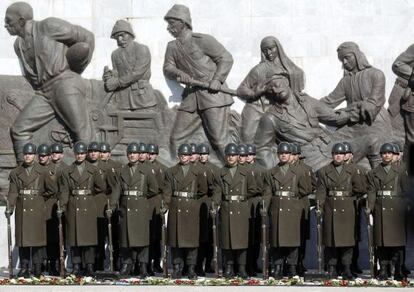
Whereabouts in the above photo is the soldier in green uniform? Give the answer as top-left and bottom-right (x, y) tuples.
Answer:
(58, 142), (106, 276)
(6, 143), (57, 277)
(366, 143), (409, 281)
(316, 143), (367, 280)
(110, 143), (158, 277)
(162, 144), (208, 279)
(212, 143), (258, 279)
(263, 142), (312, 278)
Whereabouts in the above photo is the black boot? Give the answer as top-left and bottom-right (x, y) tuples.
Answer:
(172, 264), (182, 279)
(272, 264), (282, 280)
(342, 265), (354, 280)
(328, 265), (338, 279)
(33, 264), (43, 278)
(188, 265), (198, 280)
(147, 263), (155, 276)
(72, 264), (81, 277)
(140, 262), (149, 279)
(394, 266), (406, 281)
(49, 261), (59, 276)
(17, 261), (30, 278)
(287, 265), (297, 278)
(224, 264), (234, 279)
(86, 264), (95, 276)
(378, 267), (389, 281)
(153, 262), (163, 273)
(238, 265), (248, 279)
(120, 263), (132, 276)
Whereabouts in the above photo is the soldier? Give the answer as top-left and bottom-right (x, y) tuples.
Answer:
(195, 143), (220, 276)
(163, 4), (234, 161)
(366, 143), (409, 281)
(111, 142), (158, 277)
(6, 143), (57, 277)
(212, 143), (258, 279)
(147, 143), (167, 274)
(103, 20), (157, 110)
(237, 144), (248, 166)
(162, 144), (208, 279)
(189, 143), (200, 164)
(263, 142), (311, 279)
(316, 143), (367, 280)
(58, 142), (105, 276)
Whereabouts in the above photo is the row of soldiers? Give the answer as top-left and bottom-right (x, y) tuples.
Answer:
(5, 139), (410, 281)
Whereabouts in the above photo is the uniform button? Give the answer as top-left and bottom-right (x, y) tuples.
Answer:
(237, 211), (240, 214)
(288, 198), (290, 200)
(383, 208), (386, 210)
(24, 198), (26, 201)
(287, 186), (291, 189)
(287, 209), (290, 211)
(342, 209), (345, 212)
(178, 199), (181, 202)
(236, 189), (239, 191)
(135, 209), (138, 211)
(279, 208), (282, 211)
(77, 197), (79, 200)
(230, 190), (233, 192)
(23, 209), (26, 212)
(341, 198), (344, 201)
(76, 208), (79, 211)
(128, 208), (130, 211)
(230, 211), (233, 215)
(390, 186), (393, 188)
(134, 187), (137, 189)
(178, 209), (181, 213)
(84, 197), (86, 200)
(84, 209), (87, 211)
(280, 187), (283, 190)
(186, 210), (189, 213)
(334, 209), (336, 212)
(334, 198), (336, 201)
(30, 198), (33, 200)
(128, 197), (130, 200)
(30, 209), (33, 211)
(391, 208), (393, 211)
(186, 199), (188, 202)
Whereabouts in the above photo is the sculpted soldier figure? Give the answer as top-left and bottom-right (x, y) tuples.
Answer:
(366, 143), (409, 281)
(163, 4), (234, 161)
(263, 142), (312, 279)
(4, 2), (95, 161)
(103, 20), (157, 110)
(110, 143), (158, 277)
(237, 36), (305, 144)
(212, 143), (258, 279)
(162, 143), (208, 279)
(6, 143), (57, 277)
(58, 142), (105, 276)
(254, 76), (373, 170)
(316, 143), (367, 280)
(320, 42), (391, 167)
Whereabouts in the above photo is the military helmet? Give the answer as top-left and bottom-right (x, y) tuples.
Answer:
(392, 143), (401, 154)
(189, 143), (197, 154)
(50, 143), (63, 153)
(238, 144), (248, 155)
(147, 143), (159, 154)
(277, 142), (292, 154)
(127, 142), (139, 154)
(197, 143), (209, 154)
(23, 143), (36, 155)
(99, 142), (111, 153)
(380, 143), (394, 154)
(178, 144), (191, 155)
(225, 143), (239, 156)
(331, 143), (346, 154)
(290, 143), (301, 155)
(74, 142), (87, 154)
(246, 144), (256, 155)
(88, 141), (100, 152)
(138, 143), (148, 153)
(37, 144), (50, 156)
(342, 141), (353, 154)
(111, 19), (135, 39)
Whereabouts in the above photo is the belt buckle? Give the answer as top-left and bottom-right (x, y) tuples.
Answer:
(383, 190), (391, 196)
(336, 191), (343, 196)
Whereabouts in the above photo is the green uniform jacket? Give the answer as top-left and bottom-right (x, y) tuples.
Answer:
(316, 162), (366, 247)
(212, 165), (258, 249)
(43, 161), (69, 220)
(59, 161), (105, 246)
(148, 159), (167, 216)
(367, 163), (408, 246)
(163, 163), (208, 248)
(8, 162), (57, 246)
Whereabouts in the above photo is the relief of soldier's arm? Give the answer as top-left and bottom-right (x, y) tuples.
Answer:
(254, 114), (278, 169)
(237, 67), (265, 101)
(163, 42), (190, 83)
(392, 44), (414, 82)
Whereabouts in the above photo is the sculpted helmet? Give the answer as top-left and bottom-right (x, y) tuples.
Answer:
(147, 143), (159, 154)
(178, 144), (191, 155)
(225, 143), (239, 156)
(111, 19), (135, 38)
(164, 4), (192, 29)
(331, 143), (346, 154)
(127, 142), (139, 154)
(88, 141), (100, 152)
(138, 143), (148, 153)
(74, 142), (87, 154)
(23, 143), (36, 155)
(238, 144), (248, 155)
(342, 141), (353, 154)
(380, 143), (394, 154)
(277, 142), (292, 154)
(37, 144), (50, 156)
(197, 143), (209, 155)
(246, 144), (256, 155)
(99, 142), (111, 153)
(50, 143), (63, 153)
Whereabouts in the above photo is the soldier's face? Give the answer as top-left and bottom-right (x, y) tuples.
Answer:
(166, 18), (186, 38)
(38, 154), (50, 165)
(238, 155), (247, 164)
(226, 154), (238, 167)
(289, 154), (298, 164)
(138, 153), (148, 162)
(199, 154), (209, 163)
(246, 154), (255, 164)
(128, 152), (139, 163)
(332, 153), (345, 164)
(51, 152), (63, 163)
(114, 32), (133, 48)
(381, 152), (393, 164)
(179, 154), (191, 165)
(88, 150), (100, 161)
(100, 151), (111, 161)
(190, 153), (199, 162)
(344, 153), (353, 162)
(148, 153), (157, 162)
(278, 152), (290, 164)
(392, 153), (400, 163)
(23, 153), (35, 165)
(341, 53), (357, 72)
(75, 153), (87, 163)
(4, 11), (25, 36)
(261, 43), (279, 62)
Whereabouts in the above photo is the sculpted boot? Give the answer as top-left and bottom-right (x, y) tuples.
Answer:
(18, 261), (30, 278)
(272, 264), (282, 280)
(187, 265), (198, 280)
(342, 265), (354, 280)
(120, 263), (132, 276)
(33, 264), (42, 278)
(172, 264), (182, 279)
(224, 264), (234, 279)
(139, 262), (149, 279)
